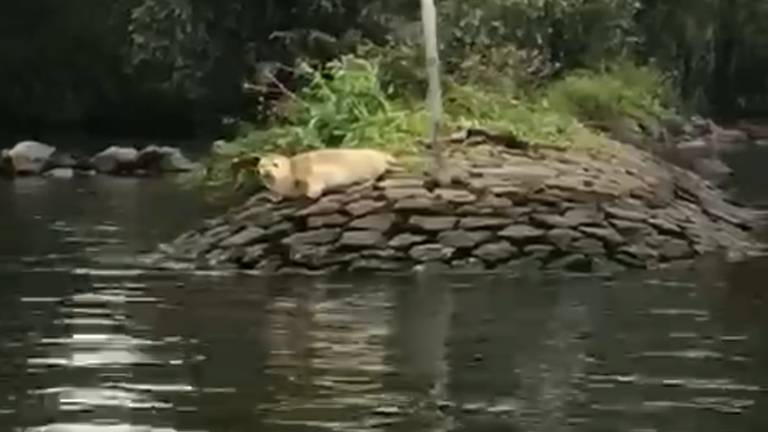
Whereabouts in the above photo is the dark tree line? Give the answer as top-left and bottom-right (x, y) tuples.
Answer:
(1, 0), (767, 138)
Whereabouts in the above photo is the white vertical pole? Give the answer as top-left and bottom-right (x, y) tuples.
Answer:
(420, 0), (446, 180)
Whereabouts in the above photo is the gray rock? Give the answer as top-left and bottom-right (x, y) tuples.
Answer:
(592, 257), (627, 274)
(360, 249), (406, 259)
(692, 157), (732, 184)
(450, 257), (486, 272)
(346, 199), (387, 216)
(500, 257), (543, 273)
(6, 140), (56, 174)
(350, 213), (396, 231)
(297, 197), (342, 216)
(459, 216), (512, 229)
(437, 230), (493, 248)
(563, 207), (604, 225)
(578, 226), (624, 246)
(241, 244), (268, 265)
(617, 244), (658, 262)
(473, 241), (517, 262)
(530, 214), (579, 228)
(479, 195), (514, 208)
(409, 216), (457, 231)
(647, 217), (682, 235)
(394, 197), (446, 212)
(389, 233), (427, 249)
(604, 205), (647, 222)
(220, 227), (267, 247)
(204, 248), (242, 268)
(457, 196), (514, 215)
(571, 238), (605, 255)
(307, 213), (349, 228)
(289, 244), (351, 267)
(414, 261), (452, 273)
(45, 150), (91, 172)
(499, 224), (545, 242)
(91, 146), (139, 174)
(523, 244), (556, 259)
(469, 165), (557, 180)
(434, 188), (477, 204)
(547, 254), (592, 273)
(282, 228), (341, 246)
(42, 167), (75, 179)
(350, 259), (407, 272)
(613, 252), (650, 269)
(264, 221), (294, 238)
(676, 139), (712, 159)
(546, 228), (583, 249)
(409, 244), (455, 261)
(135, 145), (197, 172)
(254, 255), (282, 272)
(234, 206), (282, 226)
(384, 187), (432, 200)
(378, 178), (426, 189)
(659, 238), (694, 260)
(199, 225), (235, 247)
(609, 219), (651, 238)
(338, 230), (386, 248)
(713, 126), (749, 148)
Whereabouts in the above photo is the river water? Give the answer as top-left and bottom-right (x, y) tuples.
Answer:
(1, 157), (768, 431)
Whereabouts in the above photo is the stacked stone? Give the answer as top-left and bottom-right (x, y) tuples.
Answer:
(159, 151), (762, 274)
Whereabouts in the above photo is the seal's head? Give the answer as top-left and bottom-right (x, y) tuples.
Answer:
(257, 153), (292, 186)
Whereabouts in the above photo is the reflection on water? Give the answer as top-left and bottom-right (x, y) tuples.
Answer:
(1, 166), (768, 431)
(2, 268), (768, 431)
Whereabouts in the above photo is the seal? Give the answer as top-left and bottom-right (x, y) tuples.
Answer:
(258, 148), (399, 199)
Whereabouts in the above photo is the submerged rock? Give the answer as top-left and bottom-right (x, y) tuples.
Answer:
(43, 168), (76, 179)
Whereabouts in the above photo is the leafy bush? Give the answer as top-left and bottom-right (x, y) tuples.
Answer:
(193, 54), (430, 190)
(443, 81), (612, 152)
(233, 55), (427, 156)
(545, 62), (674, 127)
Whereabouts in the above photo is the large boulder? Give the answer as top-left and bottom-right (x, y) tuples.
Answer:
(90, 146), (139, 174)
(675, 138), (713, 160)
(135, 145), (197, 173)
(4, 140), (57, 175)
(692, 157), (733, 185)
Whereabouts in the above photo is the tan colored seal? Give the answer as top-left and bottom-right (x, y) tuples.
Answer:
(258, 148), (398, 199)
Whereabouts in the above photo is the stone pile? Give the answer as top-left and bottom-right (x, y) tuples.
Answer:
(0, 140), (197, 178)
(155, 142), (766, 274)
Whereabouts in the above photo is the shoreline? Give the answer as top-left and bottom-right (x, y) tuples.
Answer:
(151, 134), (767, 276)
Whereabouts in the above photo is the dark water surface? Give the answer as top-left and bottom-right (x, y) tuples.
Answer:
(1, 170), (768, 431)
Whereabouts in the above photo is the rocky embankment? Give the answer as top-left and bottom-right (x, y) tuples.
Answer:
(0, 140), (198, 178)
(153, 136), (766, 275)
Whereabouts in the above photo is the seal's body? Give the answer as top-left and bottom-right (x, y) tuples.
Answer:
(258, 148), (397, 199)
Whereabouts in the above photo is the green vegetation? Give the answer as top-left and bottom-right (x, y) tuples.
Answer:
(545, 62), (675, 134)
(5, 0), (768, 134)
(2, 0), (765, 196)
(191, 36), (673, 194)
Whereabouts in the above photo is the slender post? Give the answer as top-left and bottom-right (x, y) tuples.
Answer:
(420, 0), (446, 181)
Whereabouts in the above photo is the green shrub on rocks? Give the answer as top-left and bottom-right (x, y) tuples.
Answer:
(191, 45), (673, 194)
(545, 62), (675, 130)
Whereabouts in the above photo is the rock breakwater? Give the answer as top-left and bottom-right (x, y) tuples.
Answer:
(155, 141), (766, 274)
